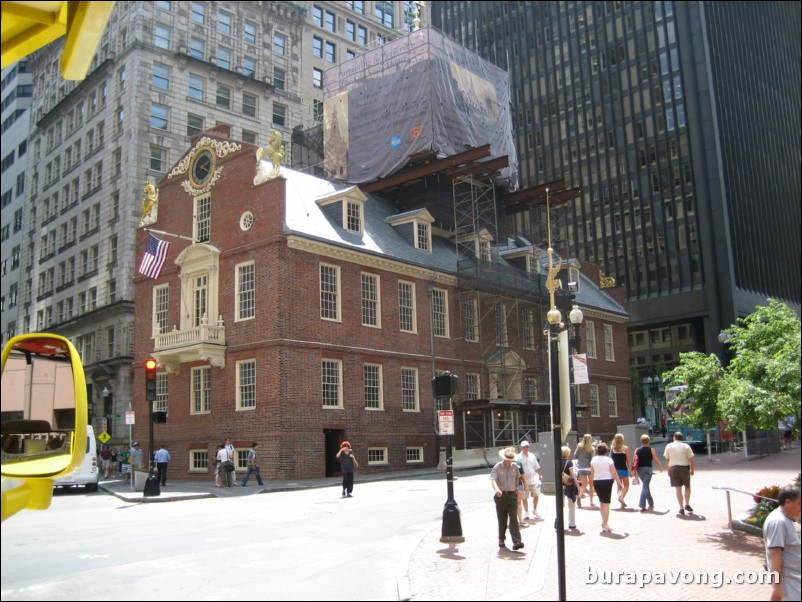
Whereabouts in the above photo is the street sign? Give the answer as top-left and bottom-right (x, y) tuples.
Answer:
(125, 410), (135, 425)
(438, 410), (454, 436)
(98, 431), (111, 444)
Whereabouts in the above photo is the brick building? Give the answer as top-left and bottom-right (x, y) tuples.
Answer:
(133, 126), (631, 481)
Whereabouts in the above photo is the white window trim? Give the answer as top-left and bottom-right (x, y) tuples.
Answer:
(589, 384), (600, 417)
(152, 283), (169, 337)
(236, 359), (257, 411)
(431, 287), (450, 339)
(189, 449), (209, 473)
(360, 271), (382, 328)
(586, 320), (597, 359)
(364, 363), (384, 410)
(321, 358), (343, 409)
(604, 323), (615, 361)
(406, 446), (424, 464)
(190, 365), (212, 415)
(608, 385), (618, 417)
(235, 261), (256, 322)
(320, 262), (341, 322)
(367, 447), (389, 466)
(401, 366), (420, 412)
(398, 280), (417, 334)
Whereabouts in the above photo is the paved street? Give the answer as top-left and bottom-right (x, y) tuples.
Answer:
(1, 446), (799, 601)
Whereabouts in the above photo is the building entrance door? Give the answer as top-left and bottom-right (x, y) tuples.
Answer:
(324, 429), (346, 477)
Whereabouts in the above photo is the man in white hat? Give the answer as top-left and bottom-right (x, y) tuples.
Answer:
(516, 440), (543, 519)
(490, 447), (525, 550)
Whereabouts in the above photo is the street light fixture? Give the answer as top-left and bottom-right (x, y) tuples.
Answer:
(568, 305), (584, 444)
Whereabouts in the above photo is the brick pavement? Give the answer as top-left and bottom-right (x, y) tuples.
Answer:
(404, 447), (801, 601)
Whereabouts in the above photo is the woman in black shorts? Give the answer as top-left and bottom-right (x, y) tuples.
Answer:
(590, 442), (623, 533)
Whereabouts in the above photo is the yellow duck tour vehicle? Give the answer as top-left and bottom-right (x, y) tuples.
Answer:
(1, 334), (88, 522)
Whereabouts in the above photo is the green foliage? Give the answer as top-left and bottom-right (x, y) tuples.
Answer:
(664, 299), (801, 431)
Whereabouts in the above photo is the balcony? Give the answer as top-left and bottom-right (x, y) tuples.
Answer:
(152, 315), (226, 374)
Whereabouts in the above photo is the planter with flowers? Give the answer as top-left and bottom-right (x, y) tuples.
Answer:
(732, 484), (780, 537)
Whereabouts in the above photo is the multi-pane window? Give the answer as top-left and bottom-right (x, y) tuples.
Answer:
(273, 68), (286, 90)
(312, 37), (323, 58)
(150, 104), (169, 130)
(346, 1), (364, 15)
(589, 384), (600, 417)
(312, 5), (323, 26)
(604, 324), (615, 361)
(149, 146), (166, 172)
(521, 307), (536, 349)
(236, 262), (255, 321)
(364, 363), (382, 410)
(321, 359), (342, 408)
(154, 284), (169, 335)
(191, 366), (211, 414)
(312, 68), (323, 89)
(190, 2), (205, 24)
(155, 372), (168, 413)
(585, 320), (597, 359)
(466, 373), (480, 400)
(608, 386), (618, 417)
(324, 10), (336, 32)
(242, 92), (257, 117)
(367, 448), (388, 465)
(375, 1), (394, 27)
(188, 74), (204, 101)
(320, 263), (340, 320)
(189, 37), (205, 60)
(194, 196), (210, 242)
(273, 33), (286, 56)
(237, 360), (256, 409)
(243, 57), (257, 78)
(416, 222), (430, 251)
(272, 103), (286, 126)
(216, 84), (231, 109)
(193, 275), (208, 327)
(398, 281), (416, 333)
(187, 113), (204, 137)
(524, 377), (538, 402)
(361, 273), (380, 327)
(462, 295), (478, 342)
(217, 47), (231, 70)
(218, 11), (232, 35)
(153, 24), (171, 49)
(151, 63), (170, 89)
(401, 367), (419, 411)
(406, 447), (424, 463)
(190, 450), (208, 472)
(346, 201), (362, 232)
(325, 41), (336, 63)
(431, 288), (448, 338)
(243, 21), (257, 44)
(494, 303), (509, 346)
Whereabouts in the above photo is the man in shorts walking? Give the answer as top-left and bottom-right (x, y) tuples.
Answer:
(663, 431), (695, 515)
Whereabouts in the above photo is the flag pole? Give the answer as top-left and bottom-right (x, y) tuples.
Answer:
(144, 227), (195, 243)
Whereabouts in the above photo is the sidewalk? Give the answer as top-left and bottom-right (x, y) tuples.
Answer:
(405, 446), (801, 601)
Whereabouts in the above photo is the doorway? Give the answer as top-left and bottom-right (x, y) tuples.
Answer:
(324, 429), (346, 477)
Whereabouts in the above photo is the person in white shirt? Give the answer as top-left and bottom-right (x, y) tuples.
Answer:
(516, 441), (544, 520)
(763, 485), (801, 601)
(663, 431), (695, 515)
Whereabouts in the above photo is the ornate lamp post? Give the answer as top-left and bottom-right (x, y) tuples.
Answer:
(568, 304), (584, 444)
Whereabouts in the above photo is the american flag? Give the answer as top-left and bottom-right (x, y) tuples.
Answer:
(138, 234), (170, 279)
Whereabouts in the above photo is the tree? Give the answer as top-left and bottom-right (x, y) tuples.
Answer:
(663, 299), (801, 432)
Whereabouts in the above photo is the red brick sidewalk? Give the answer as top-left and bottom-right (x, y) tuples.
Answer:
(405, 447), (800, 601)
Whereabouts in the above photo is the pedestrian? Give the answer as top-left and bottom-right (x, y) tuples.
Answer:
(100, 444), (111, 478)
(130, 442), (144, 471)
(663, 431), (695, 515)
(214, 443), (226, 487)
(516, 440), (543, 519)
(336, 441), (358, 497)
(573, 433), (595, 506)
(560, 446), (578, 530)
(590, 441), (623, 533)
(763, 485), (801, 601)
(119, 444), (131, 482)
(110, 447), (119, 477)
(490, 447), (525, 550)
(224, 437), (237, 484)
(241, 442), (265, 487)
(515, 458), (528, 527)
(633, 434), (663, 511)
(610, 433), (632, 508)
(154, 444), (171, 486)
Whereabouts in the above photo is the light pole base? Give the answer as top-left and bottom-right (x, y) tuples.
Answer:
(143, 476), (161, 497)
(440, 501), (465, 543)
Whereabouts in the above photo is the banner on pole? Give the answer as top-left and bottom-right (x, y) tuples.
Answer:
(572, 354), (589, 384)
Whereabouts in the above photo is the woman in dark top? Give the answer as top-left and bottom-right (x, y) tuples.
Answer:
(634, 434), (664, 511)
(336, 441), (358, 498)
(610, 433), (631, 508)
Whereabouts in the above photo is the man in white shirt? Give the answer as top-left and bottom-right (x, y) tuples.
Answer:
(663, 431), (695, 515)
(516, 440), (544, 519)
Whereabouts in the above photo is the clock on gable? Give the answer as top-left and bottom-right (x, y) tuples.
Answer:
(189, 147), (216, 189)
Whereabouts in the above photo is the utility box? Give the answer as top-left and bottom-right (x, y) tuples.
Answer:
(536, 431), (555, 493)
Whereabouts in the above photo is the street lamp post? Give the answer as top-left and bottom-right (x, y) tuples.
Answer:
(568, 304), (584, 445)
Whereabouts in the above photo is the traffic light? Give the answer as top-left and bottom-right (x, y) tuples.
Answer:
(145, 358), (157, 403)
(432, 372), (459, 397)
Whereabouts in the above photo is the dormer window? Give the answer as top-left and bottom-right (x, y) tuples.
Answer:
(346, 200), (362, 233)
(456, 228), (494, 263)
(416, 222), (430, 251)
(314, 185), (367, 235)
(386, 208), (435, 253)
